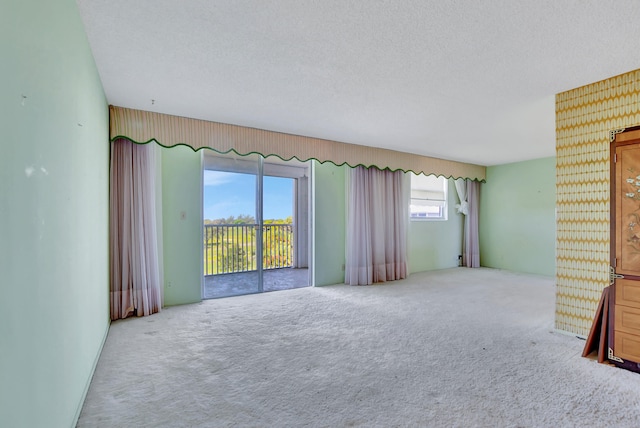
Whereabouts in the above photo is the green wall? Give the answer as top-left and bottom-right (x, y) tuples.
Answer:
(0, 1), (110, 426)
(409, 179), (464, 272)
(161, 146), (204, 305)
(313, 161), (347, 286)
(479, 157), (556, 276)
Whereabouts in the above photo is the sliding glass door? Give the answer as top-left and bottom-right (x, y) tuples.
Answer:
(202, 152), (310, 299)
(203, 153), (262, 298)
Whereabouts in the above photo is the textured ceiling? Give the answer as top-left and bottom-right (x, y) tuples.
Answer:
(76, 0), (640, 166)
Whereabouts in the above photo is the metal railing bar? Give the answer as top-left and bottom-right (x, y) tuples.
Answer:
(203, 223), (294, 275)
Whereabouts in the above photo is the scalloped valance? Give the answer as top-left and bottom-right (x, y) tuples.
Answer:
(110, 105), (485, 181)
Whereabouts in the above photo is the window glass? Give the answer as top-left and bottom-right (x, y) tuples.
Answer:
(409, 173), (447, 220)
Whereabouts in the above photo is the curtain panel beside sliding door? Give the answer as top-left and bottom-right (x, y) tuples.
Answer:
(110, 138), (162, 320)
(345, 166), (409, 285)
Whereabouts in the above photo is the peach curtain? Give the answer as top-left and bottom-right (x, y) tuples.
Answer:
(454, 178), (481, 267)
(465, 180), (481, 268)
(110, 138), (162, 319)
(345, 166), (409, 285)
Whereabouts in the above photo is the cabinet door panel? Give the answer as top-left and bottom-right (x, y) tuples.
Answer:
(614, 331), (640, 362)
(615, 279), (640, 307)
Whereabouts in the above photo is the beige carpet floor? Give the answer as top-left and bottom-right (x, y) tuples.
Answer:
(78, 268), (640, 427)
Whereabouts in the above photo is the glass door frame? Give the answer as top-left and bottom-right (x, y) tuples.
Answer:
(255, 156), (264, 293)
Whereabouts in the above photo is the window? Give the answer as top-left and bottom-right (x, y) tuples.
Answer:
(409, 173), (447, 220)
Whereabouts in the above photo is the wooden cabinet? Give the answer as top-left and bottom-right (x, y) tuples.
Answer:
(609, 281), (640, 371)
(604, 130), (640, 372)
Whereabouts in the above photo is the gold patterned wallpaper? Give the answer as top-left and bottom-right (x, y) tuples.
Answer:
(556, 69), (640, 337)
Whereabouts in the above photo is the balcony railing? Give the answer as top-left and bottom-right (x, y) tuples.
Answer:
(204, 223), (294, 275)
